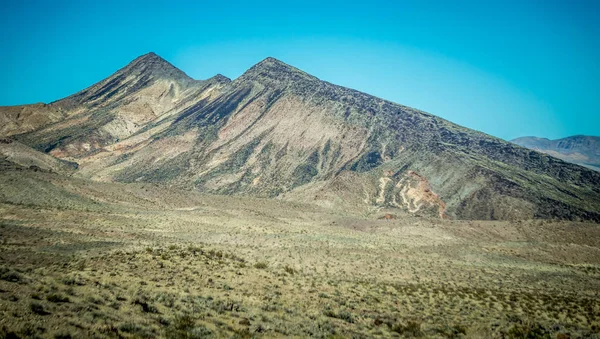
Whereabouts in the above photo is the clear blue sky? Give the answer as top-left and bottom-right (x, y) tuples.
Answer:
(1, 0), (598, 140)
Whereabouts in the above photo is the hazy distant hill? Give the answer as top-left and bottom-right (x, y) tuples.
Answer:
(512, 135), (600, 172)
(2, 53), (600, 221)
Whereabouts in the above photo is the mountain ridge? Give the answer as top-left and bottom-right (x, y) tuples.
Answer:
(2, 53), (600, 221)
(12, 53), (231, 158)
(512, 135), (600, 172)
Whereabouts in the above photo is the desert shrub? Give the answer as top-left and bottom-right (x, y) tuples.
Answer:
(187, 246), (203, 255)
(0, 327), (19, 339)
(97, 325), (121, 336)
(61, 275), (86, 286)
(212, 300), (242, 313)
(324, 309), (355, 323)
(74, 260), (86, 271)
(133, 296), (159, 313)
(46, 294), (70, 303)
(155, 292), (176, 308)
(172, 314), (195, 330)
(261, 302), (279, 312)
(1, 323), (38, 338)
(119, 323), (154, 337)
(505, 321), (550, 339)
(283, 265), (296, 275)
(0, 267), (22, 283)
(391, 320), (423, 337)
(86, 296), (105, 305)
(53, 331), (72, 339)
(433, 324), (467, 338)
(206, 250), (223, 259)
(29, 302), (50, 315)
(254, 262), (268, 269)
(165, 314), (213, 339)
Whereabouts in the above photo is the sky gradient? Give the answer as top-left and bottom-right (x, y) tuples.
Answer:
(1, 0), (598, 141)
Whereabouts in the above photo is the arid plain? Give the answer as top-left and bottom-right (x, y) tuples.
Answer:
(1, 171), (599, 338)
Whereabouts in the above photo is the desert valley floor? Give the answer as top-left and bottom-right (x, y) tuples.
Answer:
(0, 171), (599, 338)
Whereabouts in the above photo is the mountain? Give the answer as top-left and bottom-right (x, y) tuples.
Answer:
(2, 54), (600, 221)
(512, 135), (600, 172)
(14, 52), (231, 158)
(0, 52), (211, 137)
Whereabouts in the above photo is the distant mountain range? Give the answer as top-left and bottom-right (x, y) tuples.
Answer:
(512, 136), (600, 172)
(1, 52), (599, 221)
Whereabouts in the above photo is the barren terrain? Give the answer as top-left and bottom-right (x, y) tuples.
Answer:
(1, 171), (599, 338)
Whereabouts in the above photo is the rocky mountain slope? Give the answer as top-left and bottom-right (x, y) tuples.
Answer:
(2, 53), (600, 221)
(512, 135), (600, 172)
(0, 138), (77, 174)
(0, 103), (70, 137)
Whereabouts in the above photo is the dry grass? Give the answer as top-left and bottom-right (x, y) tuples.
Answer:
(0, 173), (599, 338)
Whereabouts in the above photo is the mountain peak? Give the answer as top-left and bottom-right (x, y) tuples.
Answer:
(142, 51), (159, 58)
(239, 57), (318, 84)
(210, 74), (232, 83)
(131, 52), (171, 66)
(258, 56), (287, 65)
(135, 51), (160, 61)
(251, 57), (300, 73)
(51, 52), (196, 109)
(122, 52), (191, 81)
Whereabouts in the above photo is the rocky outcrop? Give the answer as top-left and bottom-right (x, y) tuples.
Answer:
(396, 171), (448, 219)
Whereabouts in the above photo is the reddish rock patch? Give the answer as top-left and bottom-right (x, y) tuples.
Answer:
(399, 171), (449, 219)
